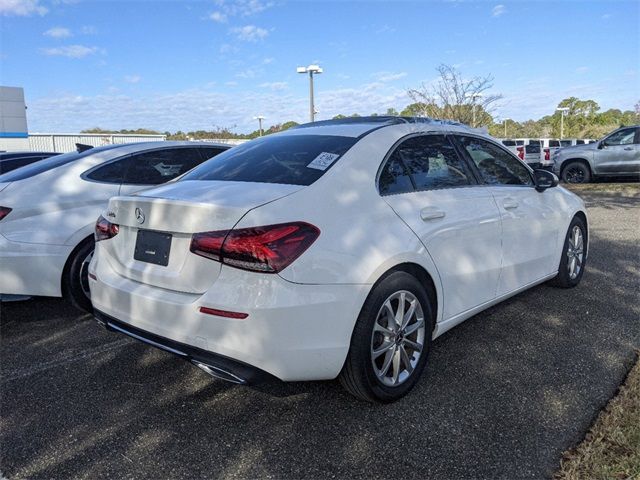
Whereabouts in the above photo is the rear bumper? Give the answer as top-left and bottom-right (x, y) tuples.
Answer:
(0, 234), (71, 297)
(90, 252), (370, 382)
(95, 310), (277, 384)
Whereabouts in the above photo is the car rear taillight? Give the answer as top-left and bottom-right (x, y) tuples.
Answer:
(190, 222), (320, 273)
(516, 146), (525, 160)
(95, 215), (119, 242)
(544, 148), (550, 161)
(0, 206), (11, 221)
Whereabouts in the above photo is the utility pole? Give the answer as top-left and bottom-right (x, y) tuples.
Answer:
(556, 107), (569, 139)
(466, 93), (483, 127)
(297, 64), (323, 122)
(253, 116), (265, 136)
(503, 118), (510, 137)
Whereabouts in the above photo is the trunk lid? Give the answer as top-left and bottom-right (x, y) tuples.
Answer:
(101, 180), (303, 293)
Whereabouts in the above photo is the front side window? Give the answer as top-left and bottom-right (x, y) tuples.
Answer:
(456, 135), (533, 187)
(182, 134), (357, 186)
(122, 148), (204, 185)
(604, 128), (635, 146)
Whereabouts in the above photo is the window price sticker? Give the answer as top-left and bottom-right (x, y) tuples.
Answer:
(307, 152), (340, 171)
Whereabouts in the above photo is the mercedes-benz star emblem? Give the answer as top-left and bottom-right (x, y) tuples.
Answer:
(135, 207), (145, 224)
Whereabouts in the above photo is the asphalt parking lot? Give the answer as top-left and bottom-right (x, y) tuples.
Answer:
(1, 183), (639, 479)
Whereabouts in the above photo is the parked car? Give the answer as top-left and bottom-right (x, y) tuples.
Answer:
(0, 141), (230, 310)
(0, 151), (60, 174)
(89, 117), (588, 403)
(553, 125), (640, 183)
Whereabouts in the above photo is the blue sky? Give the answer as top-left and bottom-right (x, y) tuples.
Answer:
(1, 0), (638, 133)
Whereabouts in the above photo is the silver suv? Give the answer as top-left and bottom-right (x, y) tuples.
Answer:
(553, 125), (640, 183)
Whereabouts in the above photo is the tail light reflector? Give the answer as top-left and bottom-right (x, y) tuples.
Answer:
(516, 146), (525, 160)
(199, 306), (248, 319)
(95, 215), (119, 242)
(0, 206), (12, 221)
(544, 148), (550, 161)
(190, 222), (320, 273)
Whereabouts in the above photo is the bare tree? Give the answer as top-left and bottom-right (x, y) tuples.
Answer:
(407, 64), (502, 127)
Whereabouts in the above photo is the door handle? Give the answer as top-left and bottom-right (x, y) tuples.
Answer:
(623, 146), (633, 151)
(502, 198), (519, 210)
(420, 207), (446, 221)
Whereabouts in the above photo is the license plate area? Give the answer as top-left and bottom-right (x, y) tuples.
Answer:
(134, 230), (172, 266)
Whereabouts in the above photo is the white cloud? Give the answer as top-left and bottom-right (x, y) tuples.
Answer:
(601, 13), (612, 20)
(235, 68), (260, 79)
(44, 27), (72, 38)
(209, 11), (227, 22)
(262, 57), (274, 64)
(80, 25), (97, 35)
(259, 81), (288, 91)
(40, 45), (99, 58)
(225, 81), (238, 86)
(492, 4), (506, 17)
(124, 75), (141, 84)
(230, 25), (269, 42)
(575, 66), (589, 74)
(0, 0), (47, 16)
(372, 71), (408, 83)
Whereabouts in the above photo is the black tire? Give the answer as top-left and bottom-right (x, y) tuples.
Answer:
(339, 271), (434, 403)
(561, 161), (591, 184)
(549, 216), (587, 288)
(62, 237), (95, 313)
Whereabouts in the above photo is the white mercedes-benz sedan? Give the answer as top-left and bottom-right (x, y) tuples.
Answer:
(0, 141), (229, 310)
(90, 117), (588, 402)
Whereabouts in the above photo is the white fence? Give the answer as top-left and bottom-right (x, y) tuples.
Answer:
(28, 133), (167, 153)
(192, 138), (249, 145)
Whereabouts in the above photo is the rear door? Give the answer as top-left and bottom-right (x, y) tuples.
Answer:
(379, 133), (502, 320)
(454, 135), (562, 294)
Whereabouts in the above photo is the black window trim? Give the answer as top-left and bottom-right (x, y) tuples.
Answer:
(449, 133), (536, 188)
(81, 145), (218, 185)
(376, 131), (481, 197)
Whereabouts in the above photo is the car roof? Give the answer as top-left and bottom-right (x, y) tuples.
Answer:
(287, 116), (487, 139)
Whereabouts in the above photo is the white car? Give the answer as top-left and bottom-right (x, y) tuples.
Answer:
(0, 141), (229, 310)
(90, 117), (588, 402)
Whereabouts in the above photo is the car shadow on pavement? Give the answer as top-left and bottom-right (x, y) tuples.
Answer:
(0, 229), (638, 479)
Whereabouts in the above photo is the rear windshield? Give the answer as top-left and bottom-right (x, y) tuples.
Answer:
(181, 134), (358, 186)
(0, 144), (122, 182)
(549, 140), (560, 147)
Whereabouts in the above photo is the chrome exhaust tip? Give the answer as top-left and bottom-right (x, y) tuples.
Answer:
(191, 360), (247, 385)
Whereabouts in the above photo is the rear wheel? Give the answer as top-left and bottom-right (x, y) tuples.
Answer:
(62, 237), (95, 313)
(549, 216), (587, 288)
(339, 271), (434, 403)
(562, 161), (591, 184)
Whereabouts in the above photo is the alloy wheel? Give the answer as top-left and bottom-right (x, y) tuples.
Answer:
(370, 290), (426, 387)
(567, 226), (584, 280)
(565, 166), (586, 183)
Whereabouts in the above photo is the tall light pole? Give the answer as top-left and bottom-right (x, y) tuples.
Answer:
(503, 117), (511, 137)
(556, 107), (569, 139)
(297, 64), (323, 122)
(466, 93), (483, 127)
(254, 115), (265, 136)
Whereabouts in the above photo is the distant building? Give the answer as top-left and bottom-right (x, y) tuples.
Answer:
(0, 86), (29, 151)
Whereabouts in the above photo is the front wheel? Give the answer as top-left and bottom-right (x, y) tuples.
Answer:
(339, 271), (434, 403)
(549, 216), (587, 288)
(562, 161), (591, 184)
(62, 238), (95, 313)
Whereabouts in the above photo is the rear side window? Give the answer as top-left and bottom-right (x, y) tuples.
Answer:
(379, 135), (472, 195)
(549, 140), (560, 147)
(456, 135), (533, 186)
(502, 140), (516, 146)
(0, 144), (121, 182)
(576, 140), (585, 145)
(560, 140), (572, 147)
(122, 148), (204, 185)
(86, 158), (127, 183)
(182, 135), (358, 186)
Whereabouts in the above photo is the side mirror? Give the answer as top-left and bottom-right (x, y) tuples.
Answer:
(534, 169), (559, 192)
(598, 141), (607, 149)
